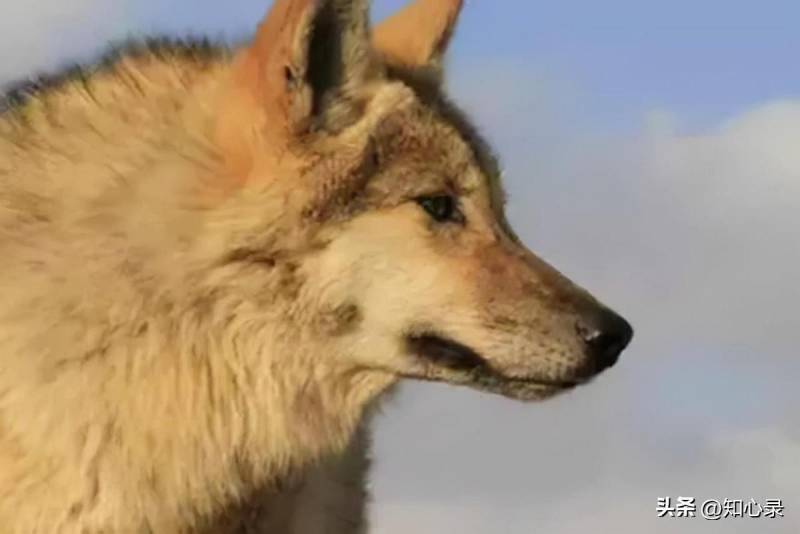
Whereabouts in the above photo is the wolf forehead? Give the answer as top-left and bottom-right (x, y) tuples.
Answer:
(403, 85), (502, 174)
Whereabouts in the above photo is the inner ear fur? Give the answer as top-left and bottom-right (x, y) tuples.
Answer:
(372, 0), (464, 77)
(237, 0), (379, 139)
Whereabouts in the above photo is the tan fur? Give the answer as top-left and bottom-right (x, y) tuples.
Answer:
(373, 0), (463, 71)
(0, 1), (630, 532)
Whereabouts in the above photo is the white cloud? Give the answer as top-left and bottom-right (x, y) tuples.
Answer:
(616, 100), (800, 350)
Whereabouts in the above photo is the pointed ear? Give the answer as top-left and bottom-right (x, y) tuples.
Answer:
(372, 0), (463, 74)
(228, 0), (375, 143)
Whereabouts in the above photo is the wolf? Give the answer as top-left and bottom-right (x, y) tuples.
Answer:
(0, 0), (633, 532)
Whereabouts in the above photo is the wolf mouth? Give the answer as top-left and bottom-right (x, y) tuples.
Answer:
(405, 334), (582, 390)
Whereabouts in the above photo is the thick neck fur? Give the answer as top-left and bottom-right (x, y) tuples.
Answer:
(0, 44), (396, 531)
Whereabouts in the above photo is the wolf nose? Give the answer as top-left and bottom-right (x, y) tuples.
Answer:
(577, 308), (633, 372)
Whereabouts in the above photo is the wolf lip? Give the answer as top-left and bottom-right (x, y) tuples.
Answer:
(406, 334), (488, 372)
(405, 334), (583, 390)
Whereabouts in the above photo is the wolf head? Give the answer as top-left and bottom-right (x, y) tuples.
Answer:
(203, 0), (632, 403)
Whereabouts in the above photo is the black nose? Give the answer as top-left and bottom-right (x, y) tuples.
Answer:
(577, 308), (633, 372)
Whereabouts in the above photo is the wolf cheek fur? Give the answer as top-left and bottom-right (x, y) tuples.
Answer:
(0, 0), (631, 532)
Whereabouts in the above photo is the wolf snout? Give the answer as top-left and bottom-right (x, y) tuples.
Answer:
(575, 307), (633, 373)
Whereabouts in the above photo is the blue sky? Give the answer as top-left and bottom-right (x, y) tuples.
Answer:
(2, 1), (798, 533)
(441, 0), (800, 130)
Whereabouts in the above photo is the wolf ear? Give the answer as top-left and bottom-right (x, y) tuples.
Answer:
(372, 0), (463, 76)
(230, 0), (375, 141)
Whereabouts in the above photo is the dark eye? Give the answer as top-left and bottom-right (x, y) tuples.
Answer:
(416, 195), (464, 224)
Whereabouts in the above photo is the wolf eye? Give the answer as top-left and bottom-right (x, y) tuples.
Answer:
(416, 195), (464, 224)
